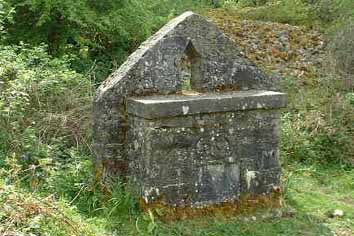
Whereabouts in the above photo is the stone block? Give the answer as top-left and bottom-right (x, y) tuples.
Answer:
(127, 91), (286, 206)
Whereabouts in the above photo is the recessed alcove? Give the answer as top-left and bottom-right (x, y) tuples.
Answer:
(177, 41), (202, 92)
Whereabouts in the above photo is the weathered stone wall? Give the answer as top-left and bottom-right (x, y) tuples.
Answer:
(127, 91), (286, 207)
(128, 111), (282, 206)
(92, 12), (275, 180)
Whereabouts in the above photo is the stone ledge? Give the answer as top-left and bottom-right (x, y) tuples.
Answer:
(127, 90), (287, 119)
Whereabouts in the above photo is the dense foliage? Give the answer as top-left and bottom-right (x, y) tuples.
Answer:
(4, 0), (214, 82)
(0, 43), (93, 187)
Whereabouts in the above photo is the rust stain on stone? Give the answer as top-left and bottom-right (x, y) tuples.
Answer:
(140, 192), (283, 221)
(103, 159), (129, 177)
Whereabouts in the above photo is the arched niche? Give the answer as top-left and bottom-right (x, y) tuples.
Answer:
(177, 41), (203, 92)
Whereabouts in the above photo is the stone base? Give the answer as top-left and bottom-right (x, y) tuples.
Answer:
(140, 191), (283, 221)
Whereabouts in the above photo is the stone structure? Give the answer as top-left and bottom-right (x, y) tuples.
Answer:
(93, 11), (287, 208)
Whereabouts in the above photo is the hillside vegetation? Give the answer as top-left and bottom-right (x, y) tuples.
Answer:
(0, 0), (353, 235)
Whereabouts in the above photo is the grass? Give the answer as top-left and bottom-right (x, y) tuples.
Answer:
(284, 164), (354, 235)
(2, 161), (353, 235)
(114, 163), (353, 236)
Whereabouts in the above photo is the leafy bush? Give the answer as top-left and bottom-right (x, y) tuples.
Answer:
(0, 0), (14, 39)
(4, 0), (214, 82)
(280, 76), (354, 166)
(235, 0), (314, 26)
(311, 0), (354, 25)
(223, 0), (354, 28)
(0, 43), (93, 185)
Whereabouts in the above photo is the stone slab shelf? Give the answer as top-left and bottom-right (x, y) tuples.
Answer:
(128, 90), (287, 119)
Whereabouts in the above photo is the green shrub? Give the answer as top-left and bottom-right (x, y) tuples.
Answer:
(224, 0), (354, 28)
(4, 0), (214, 82)
(236, 0), (314, 26)
(311, 0), (354, 25)
(0, 43), (93, 185)
(0, 0), (14, 39)
(280, 76), (354, 166)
